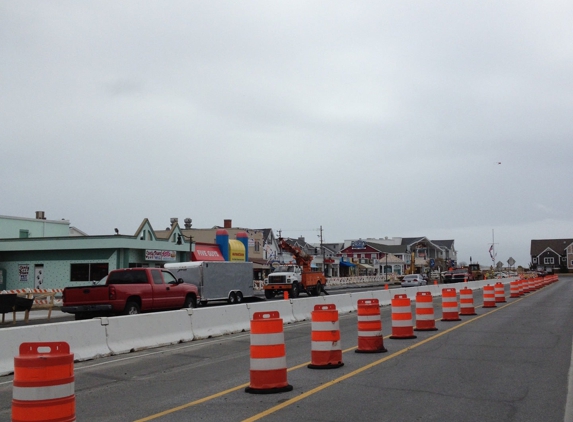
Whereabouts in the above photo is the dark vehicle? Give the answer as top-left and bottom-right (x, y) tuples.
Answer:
(443, 269), (473, 283)
(62, 267), (199, 320)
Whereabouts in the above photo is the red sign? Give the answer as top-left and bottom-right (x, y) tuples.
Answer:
(192, 245), (224, 261)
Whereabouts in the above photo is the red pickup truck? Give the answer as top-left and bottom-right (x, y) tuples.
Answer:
(62, 267), (199, 320)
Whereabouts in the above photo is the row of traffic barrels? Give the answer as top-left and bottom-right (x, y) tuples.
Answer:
(245, 275), (558, 395)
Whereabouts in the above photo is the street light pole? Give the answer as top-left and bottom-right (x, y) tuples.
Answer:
(385, 252), (388, 282)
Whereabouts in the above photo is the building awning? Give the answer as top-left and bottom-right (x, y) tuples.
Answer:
(339, 261), (356, 267)
(357, 263), (374, 270)
(192, 244), (224, 261)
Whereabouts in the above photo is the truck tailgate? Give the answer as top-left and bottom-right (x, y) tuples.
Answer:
(63, 285), (110, 306)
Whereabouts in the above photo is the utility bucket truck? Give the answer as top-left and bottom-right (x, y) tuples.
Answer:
(264, 238), (326, 299)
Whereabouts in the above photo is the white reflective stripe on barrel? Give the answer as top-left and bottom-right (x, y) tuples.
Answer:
(311, 321), (340, 331)
(311, 341), (341, 351)
(250, 332), (284, 345)
(392, 319), (413, 327)
(357, 330), (382, 337)
(12, 382), (74, 401)
(357, 315), (380, 322)
(250, 356), (287, 371)
(442, 297), (457, 303)
(416, 302), (433, 309)
(416, 314), (434, 320)
(392, 306), (411, 313)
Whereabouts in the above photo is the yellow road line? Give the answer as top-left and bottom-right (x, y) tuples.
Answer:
(135, 291), (531, 422)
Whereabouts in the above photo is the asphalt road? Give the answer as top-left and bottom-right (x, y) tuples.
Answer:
(1, 276), (572, 422)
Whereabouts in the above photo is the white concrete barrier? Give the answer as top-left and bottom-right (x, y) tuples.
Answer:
(190, 305), (250, 340)
(0, 320), (110, 376)
(104, 309), (194, 354)
(371, 289), (391, 306)
(246, 300), (296, 324)
(291, 296), (326, 322)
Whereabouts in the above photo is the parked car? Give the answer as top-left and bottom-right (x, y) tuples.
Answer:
(443, 269), (472, 283)
(401, 274), (427, 287)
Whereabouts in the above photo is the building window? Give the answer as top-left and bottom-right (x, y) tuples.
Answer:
(532, 257), (537, 263)
(70, 263), (109, 282)
(255, 241), (260, 252)
(544, 257), (554, 265)
(19, 230), (29, 238)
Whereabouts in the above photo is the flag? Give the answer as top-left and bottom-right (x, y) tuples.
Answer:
(489, 245), (494, 260)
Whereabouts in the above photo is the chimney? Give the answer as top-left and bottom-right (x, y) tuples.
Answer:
(224, 219), (232, 229)
(170, 218), (178, 227)
(35, 211), (46, 220)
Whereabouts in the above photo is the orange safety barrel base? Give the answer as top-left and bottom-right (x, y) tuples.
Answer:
(12, 342), (75, 422)
(308, 353), (345, 369)
(245, 311), (293, 394)
(355, 336), (387, 354)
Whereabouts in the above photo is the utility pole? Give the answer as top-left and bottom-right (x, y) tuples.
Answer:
(319, 225), (326, 276)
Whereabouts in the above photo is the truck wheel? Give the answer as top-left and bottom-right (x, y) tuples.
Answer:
(184, 295), (197, 309)
(264, 290), (275, 299)
(314, 282), (322, 296)
(290, 283), (300, 299)
(123, 301), (140, 315)
(236, 292), (243, 303)
(228, 292), (237, 304)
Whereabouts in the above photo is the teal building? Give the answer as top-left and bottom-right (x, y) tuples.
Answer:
(0, 213), (191, 291)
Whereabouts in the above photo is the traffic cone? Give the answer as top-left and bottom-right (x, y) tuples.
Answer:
(441, 288), (461, 321)
(355, 299), (387, 353)
(390, 294), (417, 339)
(12, 342), (75, 422)
(283, 291), (289, 300)
(384, 283), (389, 290)
(245, 311), (293, 394)
(494, 282), (506, 303)
(414, 291), (437, 331)
(510, 280), (521, 298)
(459, 288), (477, 316)
(482, 285), (496, 308)
(308, 304), (344, 369)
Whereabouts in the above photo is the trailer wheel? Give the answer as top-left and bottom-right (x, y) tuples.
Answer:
(264, 290), (275, 299)
(236, 292), (243, 303)
(123, 301), (140, 315)
(228, 292), (237, 304)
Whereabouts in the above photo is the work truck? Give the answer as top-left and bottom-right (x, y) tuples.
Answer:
(264, 238), (326, 299)
(61, 267), (199, 320)
(164, 261), (254, 305)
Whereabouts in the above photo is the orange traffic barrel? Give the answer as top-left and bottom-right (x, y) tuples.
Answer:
(308, 304), (344, 369)
(12, 342), (75, 422)
(523, 278), (533, 294)
(494, 282), (506, 303)
(459, 288), (477, 316)
(441, 288), (461, 321)
(390, 294), (417, 339)
(414, 291), (437, 331)
(482, 285), (496, 308)
(355, 299), (387, 353)
(245, 311), (293, 394)
(509, 280), (521, 298)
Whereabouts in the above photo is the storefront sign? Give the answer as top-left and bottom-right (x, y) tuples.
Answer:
(18, 264), (30, 282)
(145, 250), (177, 261)
(192, 245), (224, 261)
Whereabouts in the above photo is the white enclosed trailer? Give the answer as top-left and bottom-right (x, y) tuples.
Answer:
(164, 261), (254, 305)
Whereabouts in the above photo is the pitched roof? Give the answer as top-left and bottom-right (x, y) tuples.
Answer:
(530, 239), (573, 256)
(365, 241), (408, 254)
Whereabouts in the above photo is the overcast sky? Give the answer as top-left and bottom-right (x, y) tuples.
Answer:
(2, 1), (572, 268)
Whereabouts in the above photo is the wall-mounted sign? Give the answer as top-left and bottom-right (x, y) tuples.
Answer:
(145, 250), (177, 261)
(351, 240), (366, 249)
(18, 264), (30, 282)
